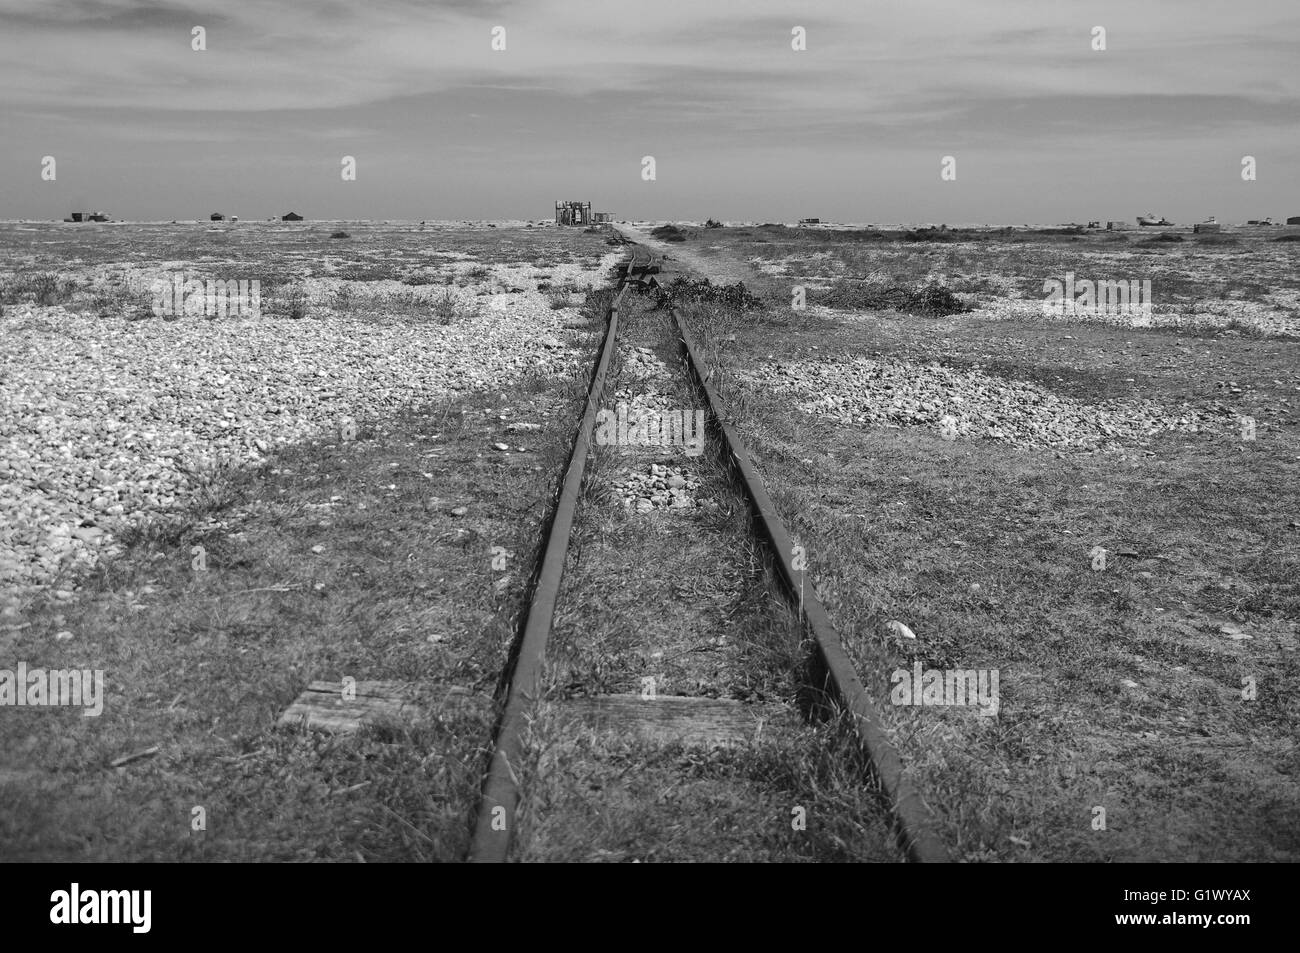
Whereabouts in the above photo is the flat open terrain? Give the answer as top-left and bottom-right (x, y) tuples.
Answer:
(632, 222), (1300, 862)
(3, 218), (1296, 862)
(0, 221), (618, 860)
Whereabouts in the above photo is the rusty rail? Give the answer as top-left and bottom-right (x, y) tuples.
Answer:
(469, 241), (948, 863)
(668, 299), (950, 863)
(466, 282), (628, 862)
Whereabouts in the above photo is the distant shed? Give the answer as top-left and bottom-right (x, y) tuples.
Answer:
(1288, 216), (1300, 226)
(555, 201), (591, 226)
(282, 211), (304, 222)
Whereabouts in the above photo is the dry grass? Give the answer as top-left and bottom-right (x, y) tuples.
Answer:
(509, 292), (903, 862)
(0, 288), (606, 861)
(671, 231), (1300, 861)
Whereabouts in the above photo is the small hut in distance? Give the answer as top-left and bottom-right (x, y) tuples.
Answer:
(282, 211), (304, 222)
(555, 201), (591, 226)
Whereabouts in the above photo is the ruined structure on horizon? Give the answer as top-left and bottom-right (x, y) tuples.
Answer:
(555, 201), (591, 226)
(282, 211), (304, 222)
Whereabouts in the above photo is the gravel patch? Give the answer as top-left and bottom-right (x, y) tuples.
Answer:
(610, 463), (711, 513)
(0, 252), (620, 599)
(609, 346), (679, 421)
(969, 297), (1300, 336)
(738, 356), (1230, 451)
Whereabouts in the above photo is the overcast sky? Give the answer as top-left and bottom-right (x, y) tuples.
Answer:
(2, 0), (1296, 223)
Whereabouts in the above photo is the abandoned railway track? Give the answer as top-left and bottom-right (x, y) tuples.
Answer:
(467, 241), (947, 863)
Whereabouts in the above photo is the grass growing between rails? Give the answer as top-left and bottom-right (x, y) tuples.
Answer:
(0, 295), (612, 861)
(509, 293), (903, 862)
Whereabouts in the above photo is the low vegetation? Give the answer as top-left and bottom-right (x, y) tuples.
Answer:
(667, 227), (1300, 861)
(813, 278), (973, 316)
(650, 224), (687, 243)
(645, 275), (766, 312)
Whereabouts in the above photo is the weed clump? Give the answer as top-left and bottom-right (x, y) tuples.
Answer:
(650, 225), (687, 243)
(272, 282), (310, 319)
(646, 276), (766, 311)
(432, 287), (475, 324)
(546, 283), (588, 310)
(815, 279), (972, 316)
(1, 272), (76, 306)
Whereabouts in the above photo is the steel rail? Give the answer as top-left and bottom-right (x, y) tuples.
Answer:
(469, 239), (949, 863)
(664, 265), (951, 864)
(466, 281), (629, 862)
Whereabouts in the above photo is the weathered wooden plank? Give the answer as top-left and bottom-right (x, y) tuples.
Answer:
(278, 680), (477, 733)
(559, 694), (792, 748)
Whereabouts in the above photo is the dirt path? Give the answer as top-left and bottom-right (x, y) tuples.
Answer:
(615, 225), (758, 285)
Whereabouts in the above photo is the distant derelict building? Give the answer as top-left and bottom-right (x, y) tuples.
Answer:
(555, 201), (592, 226)
(282, 211), (304, 222)
(1288, 216), (1300, 226)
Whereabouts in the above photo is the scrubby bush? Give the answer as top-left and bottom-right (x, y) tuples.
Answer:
(332, 284), (355, 312)
(646, 276), (766, 311)
(432, 287), (476, 324)
(273, 282), (310, 319)
(813, 278), (972, 316)
(650, 224), (687, 243)
(1, 271), (75, 306)
(330, 231), (351, 239)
